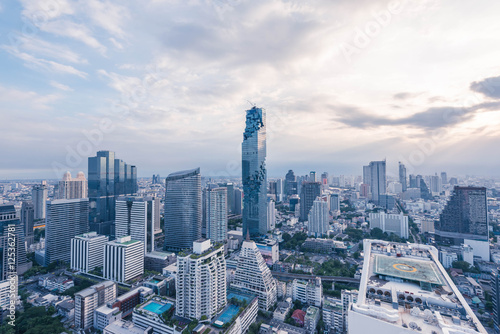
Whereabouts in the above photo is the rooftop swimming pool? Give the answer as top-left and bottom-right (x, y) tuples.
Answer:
(142, 301), (173, 314)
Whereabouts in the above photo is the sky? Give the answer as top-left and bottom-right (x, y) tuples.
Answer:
(1, 0), (500, 180)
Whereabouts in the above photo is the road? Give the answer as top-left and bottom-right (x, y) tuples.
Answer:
(271, 271), (360, 284)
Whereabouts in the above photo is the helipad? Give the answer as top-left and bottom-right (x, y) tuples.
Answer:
(373, 255), (445, 285)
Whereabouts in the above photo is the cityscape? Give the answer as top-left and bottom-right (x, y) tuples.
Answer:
(1, 1), (500, 334)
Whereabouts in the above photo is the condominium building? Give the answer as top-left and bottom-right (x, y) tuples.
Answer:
(104, 236), (144, 283)
(292, 277), (323, 307)
(304, 306), (320, 334)
(71, 232), (108, 273)
(75, 281), (117, 330)
(323, 298), (343, 333)
(232, 239), (277, 311)
(58, 171), (88, 199)
(308, 198), (329, 237)
(348, 239), (487, 334)
(32, 183), (48, 220)
(115, 196), (159, 253)
(369, 212), (409, 239)
(132, 296), (176, 334)
(176, 239), (226, 320)
(45, 198), (89, 266)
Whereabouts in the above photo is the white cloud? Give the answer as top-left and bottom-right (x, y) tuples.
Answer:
(50, 80), (73, 91)
(12, 36), (88, 64)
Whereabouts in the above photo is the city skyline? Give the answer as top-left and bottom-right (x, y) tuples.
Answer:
(1, 1), (500, 179)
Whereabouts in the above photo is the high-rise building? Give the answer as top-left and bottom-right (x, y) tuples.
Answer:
(409, 174), (418, 188)
(309, 171), (316, 182)
(0, 205), (32, 279)
(285, 170), (297, 198)
(419, 178), (433, 200)
(441, 172), (448, 185)
(242, 106), (268, 237)
(164, 168), (202, 251)
(176, 239), (226, 320)
(218, 182), (234, 214)
(323, 298), (343, 334)
(115, 196), (159, 253)
(368, 160), (386, 204)
(399, 162), (407, 192)
(71, 232), (108, 273)
(32, 183), (48, 220)
(88, 151), (137, 236)
(321, 172), (329, 185)
(20, 201), (35, 248)
(232, 239), (277, 311)
(435, 186), (488, 245)
(233, 188), (243, 215)
(103, 236), (144, 283)
(492, 268), (500, 332)
(203, 186), (227, 243)
(268, 181), (277, 199)
(369, 212), (409, 239)
(308, 198), (329, 237)
(267, 197), (276, 231)
(75, 280), (117, 330)
(362, 166), (371, 186)
(58, 171), (88, 199)
(330, 193), (340, 212)
(299, 182), (321, 222)
(276, 178), (284, 202)
(349, 240), (486, 334)
(341, 289), (358, 333)
(45, 198), (89, 266)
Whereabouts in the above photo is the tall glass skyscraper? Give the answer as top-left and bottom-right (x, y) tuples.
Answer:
(368, 160), (386, 204)
(164, 168), (202, 251)
(242, 106), (267, 237)
(398, 162), (407, 192)
(88, 151), (137, 236)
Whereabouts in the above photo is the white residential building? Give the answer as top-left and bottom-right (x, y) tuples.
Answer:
(75, 281), (117, 331)
(133, 297), (176, 334)
(267, 198), (276, 231)
(94, 305), (122, 331)
(232, 239), (277, 311)
(176, 239), (226, 320)
(71, 232), (108, 273)
(292, 277), (323, 307)
(204, 187), (228, 243)
(58, 171), (87, 199)
(439, 249), (458, 269)
(369, 212), (409, 239)
(304, 306), (320, 334)
(323, 298), (343, 333)
(308, 198), (329, 237)
(104, 236), (144, 283)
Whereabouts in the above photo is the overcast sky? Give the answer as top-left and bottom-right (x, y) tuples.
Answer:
(1, 0), (500, 180)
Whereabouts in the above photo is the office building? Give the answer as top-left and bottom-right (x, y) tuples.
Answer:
(88, 151), (137, 236)
(348, 239), (486, 334)
(399, 162), (407, 192)
(308, 198), (329, 237)
(164, 168), (202, 251)
(299, 182), (321, 221)
(176, 239), (226, 320)
(20, 201), (35, 248)
(267, 197), (276, 231)
(435, 186), (488, 245)
(45, 198), (89, 266)
(0, 205), (31, 279)
(104, 236), (144, 283)
(369, 212), (409, 239)
(71, 232), (108, 273)
(115, 196), (159, 253)
(367, 160), (386, 204)
(75, 280), (117, 330)
(441, 172), (448, 185)
(292, 278), (323, 307)
(285, 170), (297, 198)
(242, 106), (268, 237)
(32, 183), (48, 220)
(232, 238), (277, 311)
(430, 174), (442, 193)
(218, 182), (234, 214)
(58, 171), (88, 199)
(233, 188), (243, 215)
(203, 186), (227, 243)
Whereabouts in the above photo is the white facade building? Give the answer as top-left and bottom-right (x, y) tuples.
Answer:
(176, 239), (226, 320)
(267, 198), (276, 231)
(58, 171), (88, 199)
(75, 281), (117, 331)
(369, 212), (409, 239)
(232, 239), (277, 311)
(104, 236), (144, 283)
(439, 250), (458, 269)
(204, 187), (228, 243)
(323, 298), (343, 333)
(94, 305), (122, 331)
(292, 277), (323, 307)
(0, 280), (10, 310)
(71, 232), (108, 273)
(308, 198), (329, 237)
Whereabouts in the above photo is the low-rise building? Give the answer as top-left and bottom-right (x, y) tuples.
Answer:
(292, 278), (323, 307)
(95, 305), (122, 331)
(104, 320), (151, 334)
(112, 287), (153, 318)
(304, 306), (320, 334)
(38, 275), (74, 292)
(143, 276), (175, 297)
(273, 300), (291, 321)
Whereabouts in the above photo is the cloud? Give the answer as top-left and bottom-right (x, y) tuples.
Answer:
(393, 92), (422, 100)
(50, 81), (73, 91)
(470, 76), (500, 99)
(42, 20), (107, 55)
(3, 46), (88, 78)
(10, 36), (88, 64)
